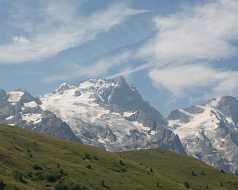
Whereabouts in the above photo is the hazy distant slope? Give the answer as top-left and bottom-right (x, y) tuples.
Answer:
(0, 125), (238, 190)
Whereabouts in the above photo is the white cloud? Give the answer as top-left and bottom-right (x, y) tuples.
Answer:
(139, 0), (238, 63)
(213, 72), (238, 95)
(102, 0), (238, 100)
(0, 2), (146, 63)
(149, 64), (238, 96)
(107, 63), (153, 79)
(134, 0), (238, 99)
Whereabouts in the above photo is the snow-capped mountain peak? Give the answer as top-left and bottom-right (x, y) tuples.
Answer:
(7, 89), (41, 106)
(54, 82), (76, 94)
(7, 90), (25, 104)
(0, 89), (77, 141)
(168, 96), (238, 173)
(41, 77), (184, 153)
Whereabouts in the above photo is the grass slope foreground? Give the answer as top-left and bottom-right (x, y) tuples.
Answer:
(0, 125), (238, 190)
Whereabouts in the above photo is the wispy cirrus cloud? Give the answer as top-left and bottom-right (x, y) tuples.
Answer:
(44, 50), (135, 82)
(149, 64), (238, 96)
(0, 1), (146, 64)
(134, 0), (238, 98)
(140, 0), (238, 63)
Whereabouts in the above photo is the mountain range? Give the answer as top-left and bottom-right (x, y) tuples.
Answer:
(1, 124), (238, 190)
(0, 77), (238, 174)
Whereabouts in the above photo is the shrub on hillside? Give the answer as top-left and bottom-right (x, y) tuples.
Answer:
(0, 181), (6, 190)
(54, 183), (69, 190)
(184, 182), (190, 189)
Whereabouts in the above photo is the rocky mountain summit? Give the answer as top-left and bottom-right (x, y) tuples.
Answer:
(41, 77), (184, 153)
(168, 96), (238, 173)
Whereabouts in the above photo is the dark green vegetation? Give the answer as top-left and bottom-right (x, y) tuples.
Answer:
(0, 125), (238, 190)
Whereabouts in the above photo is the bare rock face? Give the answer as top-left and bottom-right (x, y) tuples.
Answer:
(216, 96), (238, 125)
(41, 77), (184, 153)
(168, 97), (238, 173)
(0, 89), (78, 141)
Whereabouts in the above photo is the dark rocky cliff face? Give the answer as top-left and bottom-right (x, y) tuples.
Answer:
(217, 96), (238, 125)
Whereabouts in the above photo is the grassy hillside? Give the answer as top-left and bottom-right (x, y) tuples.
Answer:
(0, 125), (238, 190)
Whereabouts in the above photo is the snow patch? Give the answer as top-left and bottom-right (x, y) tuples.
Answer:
(5, 115), (14, 120)
(123, 111), (136, 118)
(209, 97), (221, 107)
(22, 113), (42, 124)
(168, 120), (182, 129)
(174, 106), (219, 139)
(24, 101), (38, 108)
(8, 91), (24, 104)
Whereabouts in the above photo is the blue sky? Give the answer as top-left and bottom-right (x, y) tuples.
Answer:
(0, 0), (238, 114)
